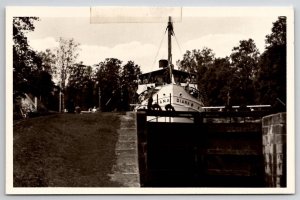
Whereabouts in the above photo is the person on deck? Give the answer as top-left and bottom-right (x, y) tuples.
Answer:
(147, 95), (153, 110)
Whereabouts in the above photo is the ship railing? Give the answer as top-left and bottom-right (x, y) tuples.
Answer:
(137, 109), (273, 123)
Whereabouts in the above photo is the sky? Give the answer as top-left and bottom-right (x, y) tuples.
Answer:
(26, 10), (279, 73)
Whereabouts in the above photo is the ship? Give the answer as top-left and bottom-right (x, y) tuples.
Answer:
(134, 17), (205, 122)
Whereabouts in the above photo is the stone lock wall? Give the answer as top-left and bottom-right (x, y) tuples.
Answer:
(262, 113), (286, 187)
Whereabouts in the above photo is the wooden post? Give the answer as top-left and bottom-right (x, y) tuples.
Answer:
(59, 91), (62, 112)
(34, 97), (38, 112)
(136, 111), (147, 186)
(169, 93), (172, 122)
(98, 86), (101, 111)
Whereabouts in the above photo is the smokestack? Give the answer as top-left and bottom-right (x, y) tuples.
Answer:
(159, 59), (168, 68)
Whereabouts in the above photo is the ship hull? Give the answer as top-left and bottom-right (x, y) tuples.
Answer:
(135, 84), (204, 122)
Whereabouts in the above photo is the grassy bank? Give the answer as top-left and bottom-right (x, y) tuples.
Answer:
(13, 112), (121, 187)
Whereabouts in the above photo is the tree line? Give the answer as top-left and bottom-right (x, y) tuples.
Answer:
(177, 16), (286, 112)
(13, 17), (141, 116)
(13, 16), (286, 117)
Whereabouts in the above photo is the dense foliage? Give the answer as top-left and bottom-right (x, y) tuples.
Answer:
(254, 17), (287, 111)
(94, 59), (141, 112)
(177, 16), (287, 111)
(13, 17), (54, 113)
(13, 16), (287, 116)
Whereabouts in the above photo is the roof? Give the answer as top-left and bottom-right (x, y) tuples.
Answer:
(139, 68), (195, 79)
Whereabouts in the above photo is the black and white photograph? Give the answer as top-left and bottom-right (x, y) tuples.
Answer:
(6, 7), (294, 194)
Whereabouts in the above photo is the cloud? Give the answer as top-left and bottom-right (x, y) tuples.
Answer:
(174, 33), (266, 61)
(28, 37), (160, 73)
(182, 34), (248, 58)
(79, 41), (158, 73)
(28, 37), (59, 52)
(28, 33), (267, 75)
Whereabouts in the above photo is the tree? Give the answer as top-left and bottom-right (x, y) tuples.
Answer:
(120, 61), (141, 110)
(30, 70), (55, 107)
(177, 47), (215, 105)
(205, 57), (233, 106)
(13, 17), (39, 52)
(256, 16), (287, 111)
(95, 58), (122, 111)
(177, 50), (197, 73)
(266, 16), (286, 48)
(37, 49), (56, 74)
(13, 17), (39, 101)
(66, 63), (95, 111)
(34, 49), (58, 111)
(13, 17), (56, 116)
(55, 38), (80, 112)
(178, 47), (215, 74)
(229, 39), (260, 105)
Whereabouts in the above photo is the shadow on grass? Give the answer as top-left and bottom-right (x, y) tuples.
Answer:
(13, 112), (122, 187)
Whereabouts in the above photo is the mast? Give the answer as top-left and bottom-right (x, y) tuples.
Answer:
(167, 16), (174, 83)
(168, 16), (172, 65)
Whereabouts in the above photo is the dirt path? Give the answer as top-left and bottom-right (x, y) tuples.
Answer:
(109, 112), (140, 187)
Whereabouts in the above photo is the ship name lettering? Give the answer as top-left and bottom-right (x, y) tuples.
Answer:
(176, 97), (196, 107)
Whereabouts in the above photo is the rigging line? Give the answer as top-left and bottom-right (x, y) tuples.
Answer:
(174, 34), (194, 79)
(146, 30), (167, 83)
(152, 30), (167, 68)
(174, 34), (183, 61)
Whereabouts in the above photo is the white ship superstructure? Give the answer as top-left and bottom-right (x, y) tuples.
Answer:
(134, 17), (204, 121)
